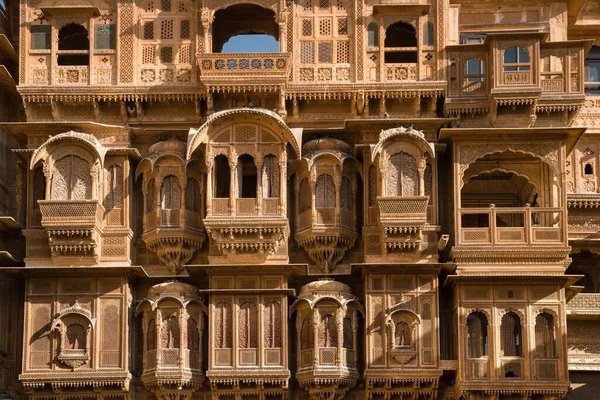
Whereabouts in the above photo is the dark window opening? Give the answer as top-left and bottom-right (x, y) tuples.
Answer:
(237, 154), (257, 198)
(58, 23), (89, 66)
(384, 21), (417, 64)
(31, 25), (51, 50)
(214, 155), (230, 198)
(535, 312), (556, 359)
(94, 24), (116, 50)
(423, 21), (434, 46)
(212, 4), (279, 53)
(584, 163), (594, 175)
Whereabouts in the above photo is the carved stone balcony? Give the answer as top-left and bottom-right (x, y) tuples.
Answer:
(38, 199), (104, 261)
(453, 205), (570, 267)
(377, 196), (429, 256)
(567, 293), (600, 317)
(204, 206), (288, 264)
(385, 63), (418, 82)
(198, 53), (291, 86)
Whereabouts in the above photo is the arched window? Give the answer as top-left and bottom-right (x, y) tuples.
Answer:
(147, 319), (156, 350)
(340, 176), (353, 211)
(467, 311), (488, 358)
(58, 23), (89, 66)
(384, 21), (417, 63)
(503, 46), (530, 71)
(66, 323), (86, 349)
(315, 174), (336, 208)
(187, 318), (200, 351)
(161, 315), (180, 349)
(395, 321), (411, 346)
(299, 178), (311, 212)
(500, 312), (522, 357)
(367, 22), (379, 47)
(215, 302), (232, 348)
(422, 21), (434, 46)
(161, 175), (181, 209)
(585, 163), (594, 175)
(535, 312), (556, 359)
(262, 154), (280, 198)
(33, 167), (46, 210)
(106, 165), (123, 209)
(319, 314), (337, 348)
(51, 156), (91, 200)
(213, 4), (279, 53)
(146, 178), (156, 213)
(237, 154), (257, 198)
(185, 178), (201, 212)
(238, 302), (258, 348)
(214, 155), (231, 198)
(387, 152), (418, 197)
(301, 316), (314, 350)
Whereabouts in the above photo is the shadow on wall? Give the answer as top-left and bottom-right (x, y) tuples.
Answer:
(569, 373), (600, 399)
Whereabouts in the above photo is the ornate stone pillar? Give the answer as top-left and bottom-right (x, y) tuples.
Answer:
(334, 166), (341, 225)
(178, 310), (186, 367)
(229, 160), (237, 216)
(279, 150), (287, 215)
(156, 309), (163, 367)
(206, 161), (213, 215)
(417, 157), (427, 197)
(336, 309), (343, 367)
(310, 171), (317, 224)
(256, 159), (263, 215)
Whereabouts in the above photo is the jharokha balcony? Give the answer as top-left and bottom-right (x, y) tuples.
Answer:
(38, 199), (104, 260)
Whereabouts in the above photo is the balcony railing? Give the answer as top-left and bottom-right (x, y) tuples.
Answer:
(198, 53), (290, 78)
(38, 199), (103, 228)
(377, 196), (429, 225)
(466, 358), (489, 379)
(458, 206), (565, 246)
(56, 66), (89, 85)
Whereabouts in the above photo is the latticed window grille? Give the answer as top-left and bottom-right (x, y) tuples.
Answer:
(95, 24), (116, 50)
(30, 25), (51, 50)
(298, 0), (350, 66)
(143, 22), (154, 40)
(139, 0), (194, 68)
(160, 46), (173, 63)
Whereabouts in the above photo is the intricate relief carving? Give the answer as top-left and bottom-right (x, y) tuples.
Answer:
(264, 301), (282, 348)
(239, 301), (258, 349)
(161, 175), (181, 210)
(106, 164), (123, 209)
(215, 302), (232, 348)
(315, 174), (336, 208)
(51, 156), (91, 200)
(161, 315), (180, 349)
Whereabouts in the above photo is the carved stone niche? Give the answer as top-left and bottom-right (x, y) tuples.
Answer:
(51, 300), (95, 371)
(291, 279), (363, 400)
(136, 281), (207, 399)
(30, 131), (107, 264)
(136, 138), (206, 273)
(371, 126), (435, 261)
(188, 108), (300, 264)
(385, 307), (419, 366)
(292, 138), (361, 273)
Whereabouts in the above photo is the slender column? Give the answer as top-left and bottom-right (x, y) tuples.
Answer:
(206, 162), (213, 215)
(313, 309), (319, 367)
(336, 309), (343, 367)
(417, 157), (426, 197)
(178, 310), (186, 367)
(256, 159), (263, 215)
(279, 150), (287, 215)
(156, 309), (163, 366)
(229, 160), (237, 216)
(310, 171), (317, 224)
